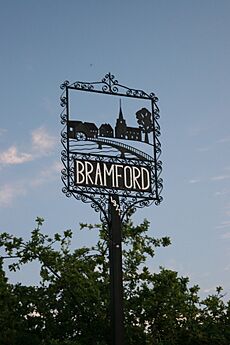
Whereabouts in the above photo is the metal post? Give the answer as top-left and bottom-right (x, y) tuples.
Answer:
(108, 195), (124, 345)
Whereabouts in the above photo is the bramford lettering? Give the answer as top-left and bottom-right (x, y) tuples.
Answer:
(74, 160), (151, 192)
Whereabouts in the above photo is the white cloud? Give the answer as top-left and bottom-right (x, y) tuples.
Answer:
(203, 287), (216, 294)
(0, 127), (57, 168)
(220, 232), (230, 239)
(214, 190), (230, 197)
(31, 127), (56, 155)
(0, 161), (61, 207)
(29, 161), (61, 187)
(197, 146), (211, 152)
(216, 221), (230, 230)
(225, 208), (230, 217)
(211, 174), (230, 181)
(0, 146), (33, 165)
(217, 137), (230, 144)
(0, 183), (26, 207)
(224, 264), (230, 271)
(189, 179), (201, 184)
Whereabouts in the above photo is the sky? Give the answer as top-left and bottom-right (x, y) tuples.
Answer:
(0, 0), (229, 299)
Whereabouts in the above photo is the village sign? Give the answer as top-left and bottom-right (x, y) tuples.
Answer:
(60, 73), (163, 345)
(60, 73), (162, 223)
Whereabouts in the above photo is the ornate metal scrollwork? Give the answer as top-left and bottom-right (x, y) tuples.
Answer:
(60, 73), (163, 223)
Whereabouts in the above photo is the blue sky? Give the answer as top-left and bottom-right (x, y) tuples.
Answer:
(0, 0), (230, 298)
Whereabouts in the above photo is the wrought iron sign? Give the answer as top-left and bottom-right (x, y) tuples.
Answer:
(60, 73), (163, 223)
(60, 73), (163, 345)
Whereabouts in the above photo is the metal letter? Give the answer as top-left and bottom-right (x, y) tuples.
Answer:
(141, 167), (150, 190)
(76, 160), (85, 184)
(132, 166), (141, 190)
(94, 162), (103, 186)
(85, 161), (94, 185)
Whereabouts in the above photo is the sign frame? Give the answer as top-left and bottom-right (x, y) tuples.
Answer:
(60, 73), (162, 223)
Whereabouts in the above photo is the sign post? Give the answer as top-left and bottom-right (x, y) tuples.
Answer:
(60, 73), (163, 345)
(109, 195), (124, 345)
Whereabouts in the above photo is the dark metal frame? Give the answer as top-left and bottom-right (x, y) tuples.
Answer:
(60, 73), (162, 223)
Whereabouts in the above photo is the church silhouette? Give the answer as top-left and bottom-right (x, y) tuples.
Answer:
(68, 102), (142, 142)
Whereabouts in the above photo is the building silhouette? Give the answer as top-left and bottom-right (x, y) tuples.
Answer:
(115, 103), (141, 141)
(68, 120), (98, 139)
(99, 124), (114, 137)
(68, 102), (142, 142)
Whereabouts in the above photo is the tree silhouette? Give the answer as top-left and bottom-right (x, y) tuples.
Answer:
(1, 218), (230, 344)
(136, 107), (153, 143)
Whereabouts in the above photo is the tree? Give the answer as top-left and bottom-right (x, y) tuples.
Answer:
(0, 258), (18, 345)
(0, 217), (229, 345)
(136, 107), (153, 143)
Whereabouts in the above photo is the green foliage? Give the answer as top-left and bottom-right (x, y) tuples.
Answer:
(0, 218), (229, 345)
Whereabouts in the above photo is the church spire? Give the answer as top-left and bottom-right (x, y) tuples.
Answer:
(118, 99), (124, 120)
(115, 99), (127, 138)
